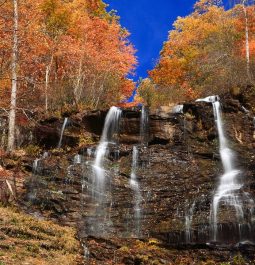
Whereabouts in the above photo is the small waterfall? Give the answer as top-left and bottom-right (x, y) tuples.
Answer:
(241, 106), (249, 114)
(74, 154), (82, 164)
(87, 148), (92, 158)
(82, 242), (90, 260)
(140, 106), (149, 145)
(58, 117), (68, 148)
(33, 152), (49, 174)
(42, 151), (49, 159)
(130, 146), (142, 236)
(32, 158), (40, 174)
(172, 105), (184, 114)
(92, 107), (122, 201)
(196, 95), (219, 103)
(185, 201), (196, 243)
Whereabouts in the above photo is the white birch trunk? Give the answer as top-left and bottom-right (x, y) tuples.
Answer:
(242, 0), (250, 79)
(74, 58), (83, 104)
(7, 0), (18, 152)
(45, 55), (53, 112)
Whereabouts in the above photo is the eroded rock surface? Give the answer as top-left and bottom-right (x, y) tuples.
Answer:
(1, 95), (254, 264)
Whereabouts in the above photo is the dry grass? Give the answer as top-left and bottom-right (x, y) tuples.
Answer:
(0, 206), (82, 265)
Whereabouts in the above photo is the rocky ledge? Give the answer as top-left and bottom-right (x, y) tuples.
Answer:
(0, 93), (255, 264)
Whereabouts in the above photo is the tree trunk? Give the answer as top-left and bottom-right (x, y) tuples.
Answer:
(7, 0), (18, 152)
(242, 1), (251, 79)
(73, 57), (83, 105)
(45, 55), (53, 112)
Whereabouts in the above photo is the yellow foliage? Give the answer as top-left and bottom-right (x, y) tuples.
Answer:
(0, 206), (82, 264)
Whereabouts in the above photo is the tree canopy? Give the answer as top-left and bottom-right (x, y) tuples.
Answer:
(141, 0), (255, 107)
(0, 0), (137, 112)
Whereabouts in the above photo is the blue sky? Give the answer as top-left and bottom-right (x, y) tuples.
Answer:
(106, 0), (197, 81)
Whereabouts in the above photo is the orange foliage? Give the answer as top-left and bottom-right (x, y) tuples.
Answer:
(150, 0), (255, 103)
(120, 79), (136, 100)
(237, 6), (255, 58)
(0, 0), (137, 111)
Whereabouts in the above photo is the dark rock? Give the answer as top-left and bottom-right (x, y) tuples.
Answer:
(14, 94), (255, 264)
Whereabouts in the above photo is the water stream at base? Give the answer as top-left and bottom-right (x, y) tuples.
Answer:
(58, 117), (68, 148)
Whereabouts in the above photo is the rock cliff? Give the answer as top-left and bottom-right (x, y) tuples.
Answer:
(1, 94), (255, 264)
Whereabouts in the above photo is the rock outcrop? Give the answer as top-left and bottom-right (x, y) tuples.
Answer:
(1, 95), (255, 264)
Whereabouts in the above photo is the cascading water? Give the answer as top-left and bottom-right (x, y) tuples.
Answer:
(42, 151), (49, 159)
(130, 146), (142, 236)
(33, 158), (40, 174)
(84, 106), (122, 236)
(211, 100), (244, 241)
(74, 154), (82, 164)
(197, 96), (255, 242)
(185, 201), (196, 243)
(172, 105), (184, 114)
(87, 148), (92, 158)
(92, 106), (122, 202)
(140, 106), (149, 145)
(32, 152), (49, 174)
(58, 117), (68, 148)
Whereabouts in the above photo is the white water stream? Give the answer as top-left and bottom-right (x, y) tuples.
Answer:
(92, 106), (122, 201)
(58, 117), (68, 148)
(140, 106), (149, 145)
(196, 96), (252, 241)
(211, 100), (244, 241)
(185, 201), (196, 243)
(130, 146), (142, 236)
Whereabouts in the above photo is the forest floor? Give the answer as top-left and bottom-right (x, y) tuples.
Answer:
(0, 206), (82, 265)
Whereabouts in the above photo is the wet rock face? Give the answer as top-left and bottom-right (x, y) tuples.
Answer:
(32, 107), (181, 147)
(22, 99), (255, 251)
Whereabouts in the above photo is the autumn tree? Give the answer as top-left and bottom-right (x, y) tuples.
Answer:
(0, 0), (137, 150)
(135, 78), (158, 107)
(150, 0), (255, 104)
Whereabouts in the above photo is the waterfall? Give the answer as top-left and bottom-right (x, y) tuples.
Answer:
(32, 158), (40, 174)
(87, 148), (92, 158)
(196, 96), (255, 242)
(211, 100), (244, 241)
(130, 146), (142, 236)
(172, 105), (184, 114)
(196, 95), (219, 103)
(32, 152), (49, 175)
(74, 154), (82, 164)
(92, 106), (122, 201)
(185, 201), (196, 243)
(140, 106), (149, 145)
(42, 151), (49, 159)
(241, 106), (249, 114)
(58, 117), (68, 148)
